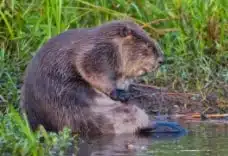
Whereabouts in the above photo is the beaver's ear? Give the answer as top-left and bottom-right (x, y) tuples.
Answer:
(119, 26), (132, 37)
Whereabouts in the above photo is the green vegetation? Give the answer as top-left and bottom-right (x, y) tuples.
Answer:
(0, 106), (77, 156)
(0, 0), (227, 155)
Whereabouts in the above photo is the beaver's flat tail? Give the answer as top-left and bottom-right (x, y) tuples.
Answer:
(138, 121), (188, 135)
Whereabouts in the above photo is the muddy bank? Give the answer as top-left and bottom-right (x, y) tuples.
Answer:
(127, 83), (228, 115)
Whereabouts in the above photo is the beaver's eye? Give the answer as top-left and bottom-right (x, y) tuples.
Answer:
(152, 46), (157, 52)
(142, 49), (150, 56)
(147, 43), (153, 49)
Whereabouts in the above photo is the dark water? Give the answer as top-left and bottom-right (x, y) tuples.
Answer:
(75, 120), (228, 156)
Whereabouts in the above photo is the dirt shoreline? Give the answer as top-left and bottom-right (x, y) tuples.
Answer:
(127, 83), (228, 116)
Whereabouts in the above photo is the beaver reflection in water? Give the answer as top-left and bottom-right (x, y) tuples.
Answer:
(20, 20), (164, 137)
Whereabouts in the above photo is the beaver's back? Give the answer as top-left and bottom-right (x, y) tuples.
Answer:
(23, 28), (94, 96)
(20, 28), (100, 132)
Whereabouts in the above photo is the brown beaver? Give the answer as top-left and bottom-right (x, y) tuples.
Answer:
(20, 20), (164, 137)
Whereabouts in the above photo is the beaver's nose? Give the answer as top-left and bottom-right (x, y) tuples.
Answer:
(157, 55), (165, 65)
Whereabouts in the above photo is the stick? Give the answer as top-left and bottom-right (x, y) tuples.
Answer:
(191, 114), (228, 118)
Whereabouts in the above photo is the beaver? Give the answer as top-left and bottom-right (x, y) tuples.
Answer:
(20, 20), (164, 137)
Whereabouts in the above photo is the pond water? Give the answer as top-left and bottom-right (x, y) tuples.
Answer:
(76, 119), (228, 156)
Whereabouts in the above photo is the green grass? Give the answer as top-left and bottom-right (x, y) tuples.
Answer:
(0, 106), (77, 156)
(0, 0), (228, 155)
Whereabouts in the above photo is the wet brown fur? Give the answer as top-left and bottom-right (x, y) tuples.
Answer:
(20, 20), (164, 137)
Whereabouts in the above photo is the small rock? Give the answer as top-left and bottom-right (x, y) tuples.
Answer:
(126, 143), (135, 150)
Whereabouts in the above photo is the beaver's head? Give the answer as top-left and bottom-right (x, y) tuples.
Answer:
(98, 20), (164, 78)
(119, 21), (164, 78)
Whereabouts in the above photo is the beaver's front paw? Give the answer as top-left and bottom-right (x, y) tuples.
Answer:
(110, 89), (131, 102)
